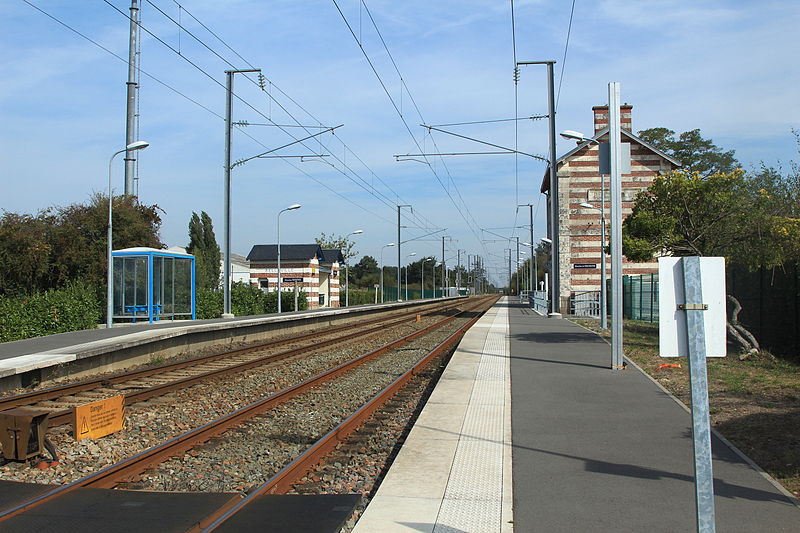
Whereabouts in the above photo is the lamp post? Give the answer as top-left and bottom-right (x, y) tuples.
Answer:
(277, 203), (301, 314)
(380, 242), (395, 303)
(107, 140), (150, 329)
(580, 202), (607, 329)
(345, 229), (363, 307)
(422, 258), (432, 299)
(405, 253), (416, 301)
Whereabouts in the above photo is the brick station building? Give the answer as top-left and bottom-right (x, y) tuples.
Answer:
(246, 244), (342, 308)
(541, 104), (681, 312)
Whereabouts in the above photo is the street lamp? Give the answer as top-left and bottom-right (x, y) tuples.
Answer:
(379, 242), (395, 303)
(422, 258), (433, 298)
(107, 140), (150, 329)
(580, 202), (607, 329)
(277, 203), (301, 314)
(345, 229), (363, 307)
(405, 252), (416, 301)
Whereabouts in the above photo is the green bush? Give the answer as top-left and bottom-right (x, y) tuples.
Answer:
(344, 288), (379, 306)
(196, 283), (308, 319)
(0, 282), (101, 342)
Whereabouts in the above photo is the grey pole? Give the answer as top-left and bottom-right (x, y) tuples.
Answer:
(108, 141), (149, 329)
(277, 211), (281, 314)
(276, 204), (301, 314)
(546, 62), (560, 315)
(396, 205), (411, 300)
(515, 237), (520, 297)
(681, 256), (717, 532)
(609, 82), (624, 369)
(441, 237), (445, 296)
(457, 250), (461, 294)
(345, 262), (348, 307)
(222, 69), (260, 319)
(123, 0), (140, 195)
(421, 258), (426, 299)
(107, 149), (126, 329)
(380, 243), (394, 303)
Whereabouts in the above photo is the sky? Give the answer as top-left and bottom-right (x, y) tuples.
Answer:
(1, 0), (798, 284)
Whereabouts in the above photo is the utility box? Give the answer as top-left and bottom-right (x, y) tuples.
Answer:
(0, 407), (51, 461)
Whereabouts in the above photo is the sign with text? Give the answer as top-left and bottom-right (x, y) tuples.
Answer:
(283, 277), (303, 283)
(73, 395), (125, 441)
(573, 263), (597, 269)
(658, 257), (727, 357)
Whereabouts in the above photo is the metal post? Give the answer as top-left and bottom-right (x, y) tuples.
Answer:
(441, 236), (446, 297)
(421, 259), (425, 299)
(397, 205), (411, 301)
(223, 70), (234, 318)
(124, 0), (140, 195)
(609, 82), (624, 369)
(681, 257), (716, 533)
(294, 282), (299, 312)
(107, 148), (127, 328)
(277, 213), (282, 314)
(515, 237), (520, 297)
(457, 250), (461, 294)
(345, 262), (349, 307)
(222, 68), (260, 319)
(600, 208), (607, 329)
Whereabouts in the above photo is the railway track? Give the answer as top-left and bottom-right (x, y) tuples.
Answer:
(0, 295), (497, 530)
(0, 299), (462, 428)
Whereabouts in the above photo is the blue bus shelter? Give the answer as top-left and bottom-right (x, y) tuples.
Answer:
(112, 247), (196, 323)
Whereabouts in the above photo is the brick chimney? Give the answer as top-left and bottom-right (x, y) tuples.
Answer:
(592, 105), (633, 133)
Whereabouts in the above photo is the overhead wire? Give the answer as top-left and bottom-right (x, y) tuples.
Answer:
(348, 0), (489, 254)
(556, 0), (576, 110)
(108, 0), (437, 233)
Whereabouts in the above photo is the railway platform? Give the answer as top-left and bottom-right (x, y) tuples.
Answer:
(354, 297), (800, 532)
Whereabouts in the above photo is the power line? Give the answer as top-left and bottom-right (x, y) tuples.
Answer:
(556, 0), (576, 110)
(335, 0), (489, 255)
(110, 0), (437, 232)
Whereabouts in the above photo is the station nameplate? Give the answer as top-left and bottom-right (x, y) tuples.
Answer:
(283, 277), (303, 282)
(73, 395), (125, 441)
(573, 263), (597, 269)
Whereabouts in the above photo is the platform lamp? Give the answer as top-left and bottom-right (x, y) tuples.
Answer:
(107, 140), (150, 329)
(580, 202), (607, 329)
(345, 229), (364, 307)
(277, 203), (302, 314)
(379, 243), (395, 303)
(405, 253), (416, 301)
(421, 258), (433, 299)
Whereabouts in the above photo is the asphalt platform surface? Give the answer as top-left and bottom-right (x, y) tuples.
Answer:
(508, 300), (800, 532)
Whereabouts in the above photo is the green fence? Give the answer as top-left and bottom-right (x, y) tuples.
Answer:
(622, 273), (659, 323)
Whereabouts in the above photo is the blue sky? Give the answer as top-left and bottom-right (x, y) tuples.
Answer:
(1, 0), (798, 284)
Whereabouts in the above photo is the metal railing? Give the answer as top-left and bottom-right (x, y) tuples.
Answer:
(623, 273), (658, 323)
(571, 290), (601, 317)
(531, 290), (548, 314)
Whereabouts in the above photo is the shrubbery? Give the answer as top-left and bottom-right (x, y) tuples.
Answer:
(0, 282), (101, 342)
(196, 283), (308, 319)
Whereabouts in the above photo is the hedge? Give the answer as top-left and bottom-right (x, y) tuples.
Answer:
(196, 283), (308, 319)
(0, 282), (101, 342)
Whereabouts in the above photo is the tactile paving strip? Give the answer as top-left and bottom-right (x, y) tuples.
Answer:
(434, 304), (511, 532)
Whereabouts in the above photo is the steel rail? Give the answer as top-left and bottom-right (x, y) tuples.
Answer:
(0, 299), (460, 422)
(0, 297), (491, 522)
(41, 302), (459, 428)
(196, 296), (497, 531)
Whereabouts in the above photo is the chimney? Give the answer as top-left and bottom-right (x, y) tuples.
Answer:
(592, 104), (633, 133)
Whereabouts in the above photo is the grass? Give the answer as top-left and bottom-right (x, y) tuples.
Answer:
(572, 317), (800, 499)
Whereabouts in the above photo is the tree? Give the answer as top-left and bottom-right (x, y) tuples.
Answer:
(187, 211), (221, 290)
(315, 232), (359, 263)
(0, 195), (163, 297)
(0, 212), (53, 295)
(638, 127), (739, 176)
(351, 255), (379, 287)
(622, 168), (800, 356)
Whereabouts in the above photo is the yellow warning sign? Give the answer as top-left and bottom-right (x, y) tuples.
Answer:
(73, 395), (125, 441)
